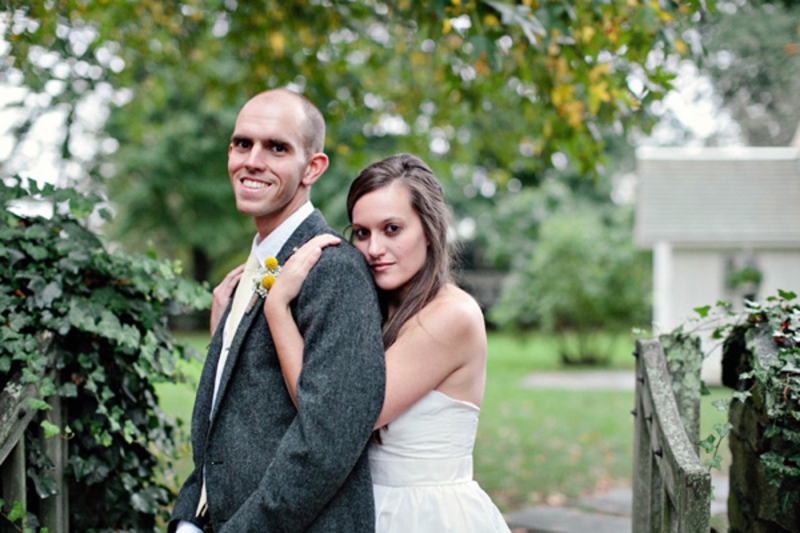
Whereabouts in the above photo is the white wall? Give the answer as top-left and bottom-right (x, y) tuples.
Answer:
(653, 247), (800, 385)
(758, 250), (800, 299)
(653, 249), (726, 384)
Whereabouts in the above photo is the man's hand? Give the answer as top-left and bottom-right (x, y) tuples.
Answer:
(210, 264), (245, 335)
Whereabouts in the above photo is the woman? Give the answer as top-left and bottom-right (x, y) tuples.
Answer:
(265, 154), (511, 532)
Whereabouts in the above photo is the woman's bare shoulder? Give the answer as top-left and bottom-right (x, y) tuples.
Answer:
(415, 284), (486, 345)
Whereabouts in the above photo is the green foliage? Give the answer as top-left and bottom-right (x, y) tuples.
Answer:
(0, 177), (211, 531)
(726, 265), (763, 290)
(668, 291), (800, 517)
(1, 0), (713, 282)
(699, 0), (800, 147)
(489, 201), (651, 364)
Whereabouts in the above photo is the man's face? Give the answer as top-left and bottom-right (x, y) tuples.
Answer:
(228, 93), (313, 237)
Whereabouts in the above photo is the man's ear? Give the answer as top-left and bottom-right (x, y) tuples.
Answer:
(302, 152), (329, 186)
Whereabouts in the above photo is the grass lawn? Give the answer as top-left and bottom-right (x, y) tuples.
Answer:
(156, 330), (732, 514)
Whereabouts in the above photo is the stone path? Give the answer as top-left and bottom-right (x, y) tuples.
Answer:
(502, 370), (728, 533)
(504, 477), (729, 532)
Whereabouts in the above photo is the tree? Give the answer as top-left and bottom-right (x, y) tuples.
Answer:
(1, 0), (715, 282)
(698, 0), (800, 146)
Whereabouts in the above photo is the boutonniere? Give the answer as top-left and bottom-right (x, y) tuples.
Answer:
(245, 256), (281, 314)
(253, 256), (281, 297)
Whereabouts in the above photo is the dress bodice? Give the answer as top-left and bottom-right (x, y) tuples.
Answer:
(369, 390), (480, 486)
(368, 390), (512, 532)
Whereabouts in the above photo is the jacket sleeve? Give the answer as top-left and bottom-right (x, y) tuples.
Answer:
(169, 312), (228, 533)
(219, 246), (385, 532)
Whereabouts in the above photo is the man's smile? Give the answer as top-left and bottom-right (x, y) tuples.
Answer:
(242, 178), (269, 189)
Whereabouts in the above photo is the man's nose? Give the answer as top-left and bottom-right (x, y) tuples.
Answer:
(244, 145), (266, 171)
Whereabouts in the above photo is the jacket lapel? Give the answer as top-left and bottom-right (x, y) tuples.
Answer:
(206, 211), (330, 426)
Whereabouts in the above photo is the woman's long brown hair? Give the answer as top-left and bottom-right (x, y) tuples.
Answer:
(346, 153), (453, 348)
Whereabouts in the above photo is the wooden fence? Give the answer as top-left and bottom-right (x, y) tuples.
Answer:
(632, 338), (711, 532)
(0, 332), (68, 533)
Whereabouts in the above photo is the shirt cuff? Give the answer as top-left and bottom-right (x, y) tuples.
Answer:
(176, 520), (204, 533)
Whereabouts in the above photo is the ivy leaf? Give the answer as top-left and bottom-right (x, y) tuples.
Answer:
(694, 305), (711, 318)
(26, 397), (52, 411)
(778, 289), (797, 301)
(41, 420), (61, 439)
(711, 399), (730, 412)
(703, 455), (723, 471)
(699, 434), (716, 453)
(59, 381), (78, 398)
(7, 500), (26, 523)
(732, 390), (752, 403)
(36, 281), (63, 309)
(713, 422), (733, 439)
(39, 376), (56, 397)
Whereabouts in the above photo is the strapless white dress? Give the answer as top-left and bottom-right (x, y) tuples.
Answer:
(369, 390), (511, 532)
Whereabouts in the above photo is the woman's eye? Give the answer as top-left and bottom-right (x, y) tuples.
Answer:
(354, 228), (369, 239)
(386, 224), (400, 234)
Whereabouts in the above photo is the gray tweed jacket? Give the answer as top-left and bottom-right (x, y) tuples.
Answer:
(169, 211), (385, 532)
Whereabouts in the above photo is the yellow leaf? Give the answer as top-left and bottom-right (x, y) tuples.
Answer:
(588, 80), (611, 114)
(582, 26), (595, 43)
(564, 100), (585, 129)
(543, 122), (552, 139)
(269, 32), (286, 58)
(474, 52), (489, 76)
(484, 14), (500, 26)
(551, 83), (574, 107)
(673, 39), (688, 55)
(443, 18), (452, 35)
(589, 63), (609, 82)
(451, 0), (461, 5)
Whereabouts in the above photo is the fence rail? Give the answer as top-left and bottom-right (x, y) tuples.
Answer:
(632, 338), (711, 533)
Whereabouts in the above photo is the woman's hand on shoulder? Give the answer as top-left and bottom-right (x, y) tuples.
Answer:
(265, 234), (341, 310)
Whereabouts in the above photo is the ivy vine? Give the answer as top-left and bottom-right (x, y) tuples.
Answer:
(0, 177), (211, 531)
(666, 289), (800, 518)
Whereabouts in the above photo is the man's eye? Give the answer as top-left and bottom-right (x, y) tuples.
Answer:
(270, 142), (287, 153)
(234, 139), (252, 149)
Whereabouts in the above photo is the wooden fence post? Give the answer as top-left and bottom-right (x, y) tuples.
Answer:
(632, 338), (711, 533)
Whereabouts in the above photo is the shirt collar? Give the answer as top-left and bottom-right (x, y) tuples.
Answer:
(251, 201), (315, 265)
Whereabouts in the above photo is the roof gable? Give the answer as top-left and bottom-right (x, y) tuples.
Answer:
(634, 147), (800, 248)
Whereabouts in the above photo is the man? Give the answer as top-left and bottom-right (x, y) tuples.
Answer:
(169, 89), (385, 532)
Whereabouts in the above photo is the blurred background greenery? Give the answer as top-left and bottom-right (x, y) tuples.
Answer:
(3, 0), (796, 516)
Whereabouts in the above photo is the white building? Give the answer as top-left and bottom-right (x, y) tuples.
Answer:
(634, 141), (800, 383)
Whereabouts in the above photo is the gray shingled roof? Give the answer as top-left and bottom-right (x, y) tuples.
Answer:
(634, 146), (800, 248)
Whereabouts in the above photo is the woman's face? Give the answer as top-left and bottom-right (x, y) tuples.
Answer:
(351, 181), (428, 293)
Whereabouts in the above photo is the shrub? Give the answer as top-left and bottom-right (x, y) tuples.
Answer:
(0, 178), (210, 531)
(490, 204), (651, 365)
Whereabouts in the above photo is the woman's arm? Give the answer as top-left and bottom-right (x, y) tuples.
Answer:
(375, 287), (486, 428)
(264, 234), (341, 407)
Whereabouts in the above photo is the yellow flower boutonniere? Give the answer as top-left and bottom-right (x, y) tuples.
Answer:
(253, 256), (281, 298)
